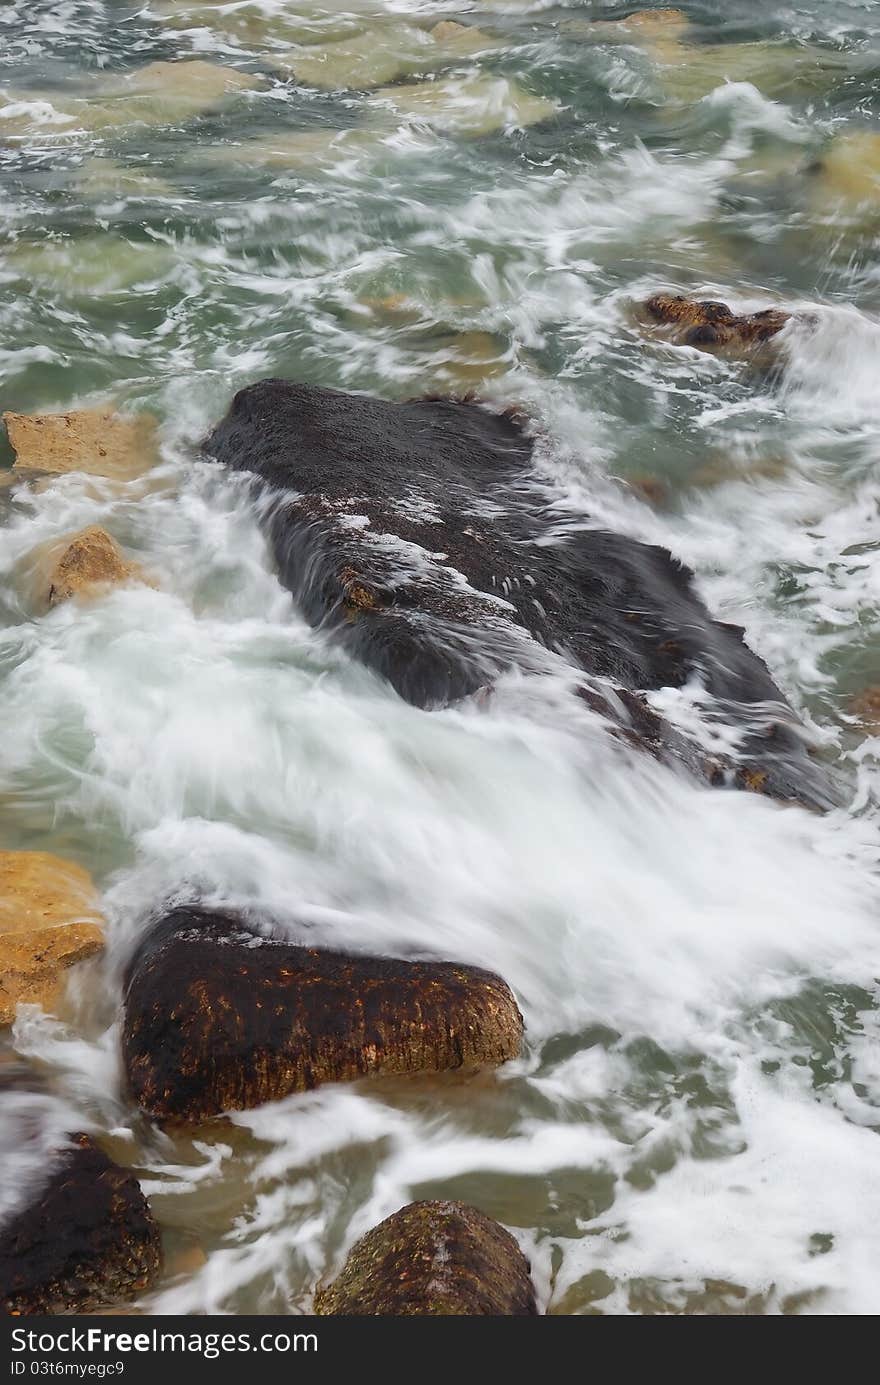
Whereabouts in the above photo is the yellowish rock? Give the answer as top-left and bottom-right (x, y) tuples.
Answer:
(34, 525), (146, 609)
(5, 408), (159, 480)
(370, 74), (558, 137)
(0, 852), (105, 1027)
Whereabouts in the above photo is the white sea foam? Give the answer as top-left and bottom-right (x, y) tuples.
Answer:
(1, 0), (878, 1319)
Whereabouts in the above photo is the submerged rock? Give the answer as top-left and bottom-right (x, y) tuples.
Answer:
(7, 236), (175, 296)
(0, 1133), (161, 1315)
(642, 293), (791, 356)
(809, 132), (880, 210)
(4, 407), (158, 479)
(278, 20), (499, 90)
(122, 907), (524, 1122)
(851, 687), (880, 733)
(0, 60), (265, 140)
(369, 74), (558, 137)
(0, 852), (105, 1027)
(32, 525), (146, 609)
(578, 12), (846, 106)
(204, 378), (836, 809)
(315, 1200), (537, 1315)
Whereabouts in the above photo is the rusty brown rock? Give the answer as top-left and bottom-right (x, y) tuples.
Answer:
(315, 1200), (537, 1315)
(122, 908), (524, 1122)
(643, 293), (790, 354)
(0, 852), (105, 1026)
(35, 525), (146, 608)
(0, 1133), (161, 1315)
(4, 408), (158, 479)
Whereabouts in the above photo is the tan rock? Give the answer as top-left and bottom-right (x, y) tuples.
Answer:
(36, 525), (145, 608)
(5, 408), (158, 479)
(0, 852), (105, 1027)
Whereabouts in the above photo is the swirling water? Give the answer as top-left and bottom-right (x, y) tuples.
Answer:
(0, 0), (879, 1315)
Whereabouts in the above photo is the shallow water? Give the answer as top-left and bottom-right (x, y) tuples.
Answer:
(1, 0), (879, 1316)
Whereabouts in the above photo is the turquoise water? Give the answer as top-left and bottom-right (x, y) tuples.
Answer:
(1, 2), (879, 1315)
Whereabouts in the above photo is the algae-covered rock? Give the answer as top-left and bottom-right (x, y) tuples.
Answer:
(315, 1200), (537, 1315)
(0, 852), (105, 1027)
(642, 293), (791, 355)
(5, 407), (158, 478)
(0, 1133), (161, 1314)
(122, 907), (524, 1122)
(33, 525), (146, 609)
(203, 377), (836, 809)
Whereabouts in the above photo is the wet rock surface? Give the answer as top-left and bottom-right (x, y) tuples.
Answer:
(643, 293), (791, 354)
(4, 407), (158, 479)
(32, 525), (145, 609)
(315, 1199), (538, 1315)
(122, 907), (524, 1122)
(0, 851), (105, 1026)
(0, 1133), (161, 1315)
(204, 379), (836, 809)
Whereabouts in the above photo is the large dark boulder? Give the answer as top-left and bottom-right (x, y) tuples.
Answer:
(122, 907), (524, 1122)
(0, 1133), (161, 1315)
(203, 380), (835, 810)
(315, 1200), (538, 1315)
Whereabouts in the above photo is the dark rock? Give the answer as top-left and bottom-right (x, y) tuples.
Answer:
(203, 379), (836, 809)
(643, 293), (791, 353)
(315, 1199), (538, 1315)
(0, 1133), (161, 1315)
(122, 907), (524, 1122)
